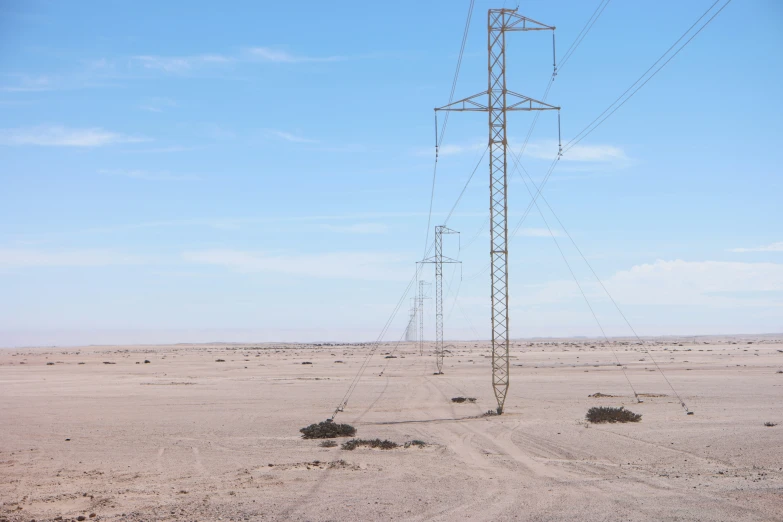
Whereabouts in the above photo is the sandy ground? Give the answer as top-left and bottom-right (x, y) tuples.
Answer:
(1, 336), (782, 521)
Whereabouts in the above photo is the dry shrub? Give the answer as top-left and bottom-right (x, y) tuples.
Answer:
(764, 421), (777, 427)
(319, 440), (338, 447)
(586, 406), (642, 424)
(341, 438), (398, 451)
(451, 397), (476, 403)
(300, 421), (356, 439)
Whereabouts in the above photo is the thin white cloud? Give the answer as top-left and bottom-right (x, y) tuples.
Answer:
(729, 242), (783, 253)
(133, 54), (233, 73)
(514, 259), (783, 309)
(0, 74), (54, 92)
(249, 47), (346, 63)
(516, 227), (561, 237)
(138, 97), (178, 113)
(604, 259), (783, 307)
(320, 223), (389, 234)
(133, 48), (341, 73)
(98, 169), (197, 181)
(0, 248), (149, 268)
(126, 145), (194, 153)
(183, 249), (409, 281)
(0, 125), (148, 147)
(265, 129), (318, 144)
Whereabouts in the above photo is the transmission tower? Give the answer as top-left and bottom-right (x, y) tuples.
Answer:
(421, 226), (460, 374)
(416, 280), (431, 356)
(405, 297), (418, 342)
(436, 8), (559, 414)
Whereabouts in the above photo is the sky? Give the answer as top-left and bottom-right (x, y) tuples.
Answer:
(1, 0), (781, 347)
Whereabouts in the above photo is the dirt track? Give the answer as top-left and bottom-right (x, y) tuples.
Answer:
(1, 337), (782, 521)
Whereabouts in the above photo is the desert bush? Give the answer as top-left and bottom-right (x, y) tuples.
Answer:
(300, 421), (356, 439)
(341, 438), (398, 451)
(451, 397), (476, 403)
(764, 421), (777, 427)
(319, 440), (338, 447)
(586, 406), (642, 424)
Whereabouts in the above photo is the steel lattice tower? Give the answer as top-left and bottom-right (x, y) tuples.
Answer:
(405, 297), (417, 342)
(421, 226), (460, 374)
(417, 280), (430, 356)
(436, 8), (559, 414)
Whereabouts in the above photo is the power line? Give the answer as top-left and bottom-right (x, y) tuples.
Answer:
(558, 0), (612, 72)
(334, 0), (731, 419)
(423, 0), (476, 258)
(514, 161), (691, 412)
(564, 0), (731, 154)
(439, 0), (476, 148)
(517, 167), (641, 400)
(475, 0), (732, 284)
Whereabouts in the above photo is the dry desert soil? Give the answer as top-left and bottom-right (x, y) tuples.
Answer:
(1, 336), (782, 521)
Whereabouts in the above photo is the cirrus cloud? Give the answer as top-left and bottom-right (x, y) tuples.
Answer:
(0, 125), (148, 147)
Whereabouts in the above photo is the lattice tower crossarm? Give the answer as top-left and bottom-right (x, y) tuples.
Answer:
(435, 8), (558, 414)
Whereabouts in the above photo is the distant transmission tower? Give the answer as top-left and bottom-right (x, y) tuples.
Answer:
(416, 280), (431, 355)
(421, 226), (460, 374)
(405, 297), (418, 342)
(436, 8), (559, 414)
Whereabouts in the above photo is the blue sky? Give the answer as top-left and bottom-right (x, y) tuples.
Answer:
(1, 0), (781, 346)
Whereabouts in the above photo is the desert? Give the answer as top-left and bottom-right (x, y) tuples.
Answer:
(2, 336), (782, 521)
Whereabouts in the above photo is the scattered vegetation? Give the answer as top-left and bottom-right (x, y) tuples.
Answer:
(384, 355), (397, 359)
(586, 406), (642, 424)
(764, 422), (777, 427)
(144, 360), (151, 364)
(319, 440), (338, 447)
(405, 440), (427, 448)
(215, 359), (225, 362)
(46, 362), (54, 366)
(300, 421), (356, 439)
(302, 361), (313, 365)
(342, 438), (398, 451)
(588, 392), (616, 398)
(451, 397), (477, 403)
(102, 361), (116, 365)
